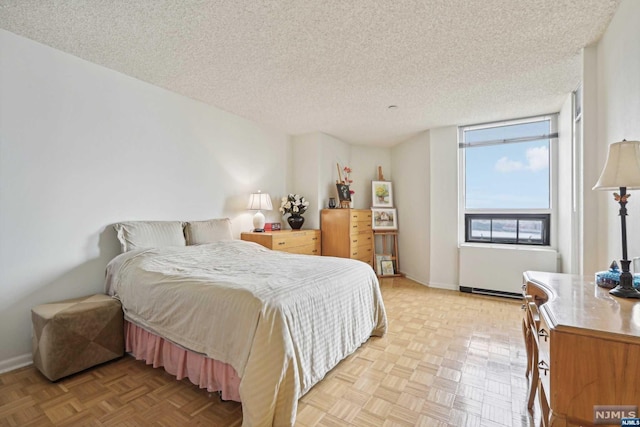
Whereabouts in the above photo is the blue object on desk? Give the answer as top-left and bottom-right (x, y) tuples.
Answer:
(596, 260), (640, 289)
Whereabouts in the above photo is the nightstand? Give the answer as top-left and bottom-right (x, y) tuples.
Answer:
(240, 230), (321, 255)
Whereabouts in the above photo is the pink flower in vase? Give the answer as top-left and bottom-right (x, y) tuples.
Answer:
(343, 166), (354, 196)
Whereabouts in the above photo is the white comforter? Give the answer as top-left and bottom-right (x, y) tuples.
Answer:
(105, 240), (387, 426)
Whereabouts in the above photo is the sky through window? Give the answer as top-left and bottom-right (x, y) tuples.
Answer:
(464, 120), (550, 210)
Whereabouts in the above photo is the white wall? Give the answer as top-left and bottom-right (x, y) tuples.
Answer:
(581, 46), (603, 276)
(291, 133), (322, 229)
(291, 132), (351, 229)
(0, 30), (291, 369)
(291, 133), (391, 222)
(350, 145), (392, 209)
(557, 94), (575, 273)
(428, 127), (459, 289)
(594, 0), (640, 270)
(317, 133), (351, 211)
(391, 132), (430, 284)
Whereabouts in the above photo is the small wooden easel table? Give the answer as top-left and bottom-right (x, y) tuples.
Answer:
(373, 166), (403, 277)
(374, 230), (403, 277)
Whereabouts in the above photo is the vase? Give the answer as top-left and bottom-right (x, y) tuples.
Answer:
(287, 215), (304, 230)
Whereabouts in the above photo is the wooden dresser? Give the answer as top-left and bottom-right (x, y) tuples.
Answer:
(320, 209), (373, 268)
(240, 230), (321, 255)
(522, 271), (640, 427)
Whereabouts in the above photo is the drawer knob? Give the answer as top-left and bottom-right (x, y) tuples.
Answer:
(538, 328), (549, 342)
(312, 237), (318, 240)
(538, 360), (549, 376)
(278, 242), (285, 245)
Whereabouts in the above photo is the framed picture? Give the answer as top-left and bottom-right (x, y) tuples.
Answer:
(336, 183), (351, 202)
(372, 208), (397, 230)
(372, 181), (393, 207)
(381, 260), (395, 276)
(376, 254), (392, 275)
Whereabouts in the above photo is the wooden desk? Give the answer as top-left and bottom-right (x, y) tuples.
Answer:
(523, 271), (640, 427)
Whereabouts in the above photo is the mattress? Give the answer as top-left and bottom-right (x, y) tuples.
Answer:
(105, 239), (387, 426)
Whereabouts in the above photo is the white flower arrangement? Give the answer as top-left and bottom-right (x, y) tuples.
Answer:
(279, 194), (310, 216)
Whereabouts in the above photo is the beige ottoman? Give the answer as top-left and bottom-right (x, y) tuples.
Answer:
(31, 294), (124, 381)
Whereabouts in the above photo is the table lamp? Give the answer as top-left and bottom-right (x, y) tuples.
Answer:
(592, 140), (640, 298)
(247, 191), (272, 232)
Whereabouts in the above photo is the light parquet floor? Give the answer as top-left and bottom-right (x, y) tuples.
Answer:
(0, 277), (539, 426)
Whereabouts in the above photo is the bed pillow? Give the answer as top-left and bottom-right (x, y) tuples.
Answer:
(114, 221), (186, 252)
(185, 218), (233, 245)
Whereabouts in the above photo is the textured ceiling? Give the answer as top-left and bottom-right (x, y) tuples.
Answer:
(0, 1), (619, 146)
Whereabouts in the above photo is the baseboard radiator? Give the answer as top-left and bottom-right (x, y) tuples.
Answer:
(458, 245), (558, 299)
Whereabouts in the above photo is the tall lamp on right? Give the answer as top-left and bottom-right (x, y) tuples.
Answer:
(593, 139), (640, 298)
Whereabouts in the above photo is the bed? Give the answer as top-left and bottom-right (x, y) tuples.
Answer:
(104, 219), (387, 426)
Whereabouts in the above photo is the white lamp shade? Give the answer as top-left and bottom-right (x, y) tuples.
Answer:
(593, 140), (640, 191)
(247, 192), (273, 210)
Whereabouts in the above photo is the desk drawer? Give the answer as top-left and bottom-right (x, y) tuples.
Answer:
(537, 311), (551, 408)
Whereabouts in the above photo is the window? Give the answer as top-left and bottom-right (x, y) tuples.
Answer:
(465, 213), (550, 245)
(460, 115), (557, 246)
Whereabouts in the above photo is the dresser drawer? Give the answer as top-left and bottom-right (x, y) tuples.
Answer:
(280, 241), (321, 256)
(271, 232), (319, 250)
(357, 220), (372, 233)
(350, 233), (373, 249)
(349, 220), (372, 234)
(350, 210), (372, 223)
(241, 230), (321, 256)
(350, 245), (372, 260)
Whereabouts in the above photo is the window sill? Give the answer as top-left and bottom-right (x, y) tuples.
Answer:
(459, 242), (557, 253)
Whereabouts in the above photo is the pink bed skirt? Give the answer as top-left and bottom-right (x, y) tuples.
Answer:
(124, 321), (242, 402)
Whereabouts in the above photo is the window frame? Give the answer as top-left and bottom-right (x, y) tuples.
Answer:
(465, 213), (551, 245)
(458, 114), (558, 248)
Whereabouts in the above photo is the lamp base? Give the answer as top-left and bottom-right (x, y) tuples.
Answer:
(609, 266), (640, 299)
(252, 211), (266, 233)
(610, 285), (640, 298)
